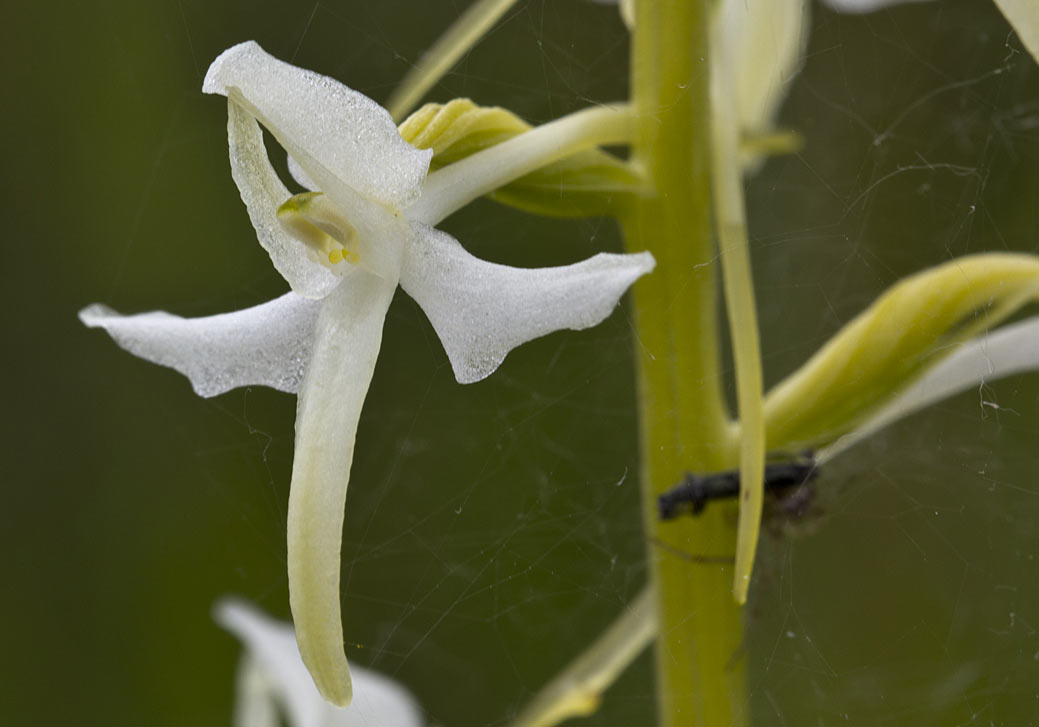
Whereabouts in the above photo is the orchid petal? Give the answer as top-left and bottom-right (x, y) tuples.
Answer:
(217, 599), (424, 727)
(400, 223), (654, 384)
(228, 100), (339, 298)
(205, 43), (419, 284)
(78, 293), (320, 397)
(203, 41), (432, 211)
(232, 654), (280, 727)
(821, 316), (1039, 461)
(286, 271), (397, 707)
(288, 154), (318, 192)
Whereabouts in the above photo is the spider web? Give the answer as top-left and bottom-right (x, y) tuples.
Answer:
(746, 4), (1039, 725)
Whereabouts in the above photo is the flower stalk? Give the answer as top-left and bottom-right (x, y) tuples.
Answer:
(623, 1), (747, 725)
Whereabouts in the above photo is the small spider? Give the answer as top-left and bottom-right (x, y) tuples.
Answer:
(657, 452), (818, 520)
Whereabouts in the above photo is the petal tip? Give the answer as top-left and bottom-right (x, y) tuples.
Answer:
(212, 595), (254, 633)
(635, 250), (656, 274)
(203, 40), (263, 96)
(78, 303), (114, 327)
(452, 357), (502, 385)
(322, 678), (354, 709)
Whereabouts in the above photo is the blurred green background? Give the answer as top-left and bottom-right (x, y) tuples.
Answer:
(3, 1), (1038, 725)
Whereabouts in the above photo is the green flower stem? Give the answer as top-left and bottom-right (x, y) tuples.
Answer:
(623, 1), (747, 725)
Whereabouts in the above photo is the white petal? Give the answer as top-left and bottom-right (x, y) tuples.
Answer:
(78, 293), (321, 397)
(400, 223), (655, 384)
(993, 0), (1039, 63)
(819, 0), (934, 13)
(216, 599), (424, 727)
(286, 272), (397, 707)
(711, 0), (809, 137)
(288, 154), (318, 191)
(820, 316), (1039, 461)
(228, 100), (339, 298)
(203, 41), (432, 210)
(231, 655), (280, 727)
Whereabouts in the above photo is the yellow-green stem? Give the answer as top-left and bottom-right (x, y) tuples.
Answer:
(623, 1), (747, 725)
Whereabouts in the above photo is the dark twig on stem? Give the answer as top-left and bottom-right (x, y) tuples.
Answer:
(658, 454), (818, 520)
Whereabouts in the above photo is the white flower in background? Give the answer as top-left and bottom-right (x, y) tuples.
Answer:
(819, 0), (933, 13)
(80, 41), (653, 707)
(217, 599), (423, 727)
(705, 0), (1037, 149)
(710, 0), (809, 142)
(594, 0), (810, 159)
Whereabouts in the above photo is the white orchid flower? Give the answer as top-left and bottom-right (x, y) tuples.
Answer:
(80, 41), (653, 707)
(217, 599), (423, 727)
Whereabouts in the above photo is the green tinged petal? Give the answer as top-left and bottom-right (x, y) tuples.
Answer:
(764, 253), (1039, 450)
(399, 99), (641, 217)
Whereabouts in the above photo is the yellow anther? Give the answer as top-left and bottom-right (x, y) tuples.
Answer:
(327, 248), (358, 265)
(278, 192), (360, 272)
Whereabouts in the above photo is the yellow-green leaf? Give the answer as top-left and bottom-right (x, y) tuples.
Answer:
(399, 98), (641, 217)
(764, 253), (1039, 450)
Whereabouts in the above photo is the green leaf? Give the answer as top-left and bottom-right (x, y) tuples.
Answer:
(763, 253), (1039, 450)
(399, 99), (641, 218)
